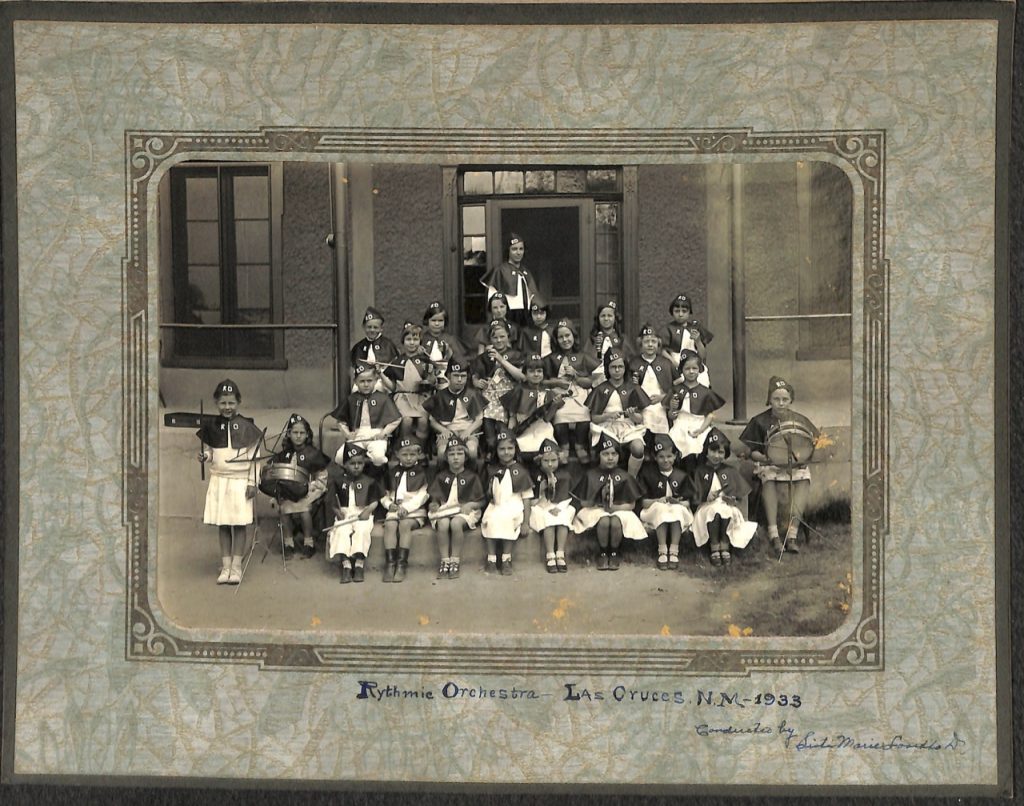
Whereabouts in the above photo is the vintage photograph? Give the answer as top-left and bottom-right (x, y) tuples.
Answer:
(3, 0), (1009, 792)
(155, 157), (855, 639)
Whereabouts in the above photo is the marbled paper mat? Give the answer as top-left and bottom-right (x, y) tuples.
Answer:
(11, 16), (1000, 787)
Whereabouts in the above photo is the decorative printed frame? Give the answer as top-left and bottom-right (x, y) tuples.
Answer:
(124, 125), (887, 674)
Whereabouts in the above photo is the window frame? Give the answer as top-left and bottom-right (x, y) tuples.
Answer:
(162, 162), (285, 369)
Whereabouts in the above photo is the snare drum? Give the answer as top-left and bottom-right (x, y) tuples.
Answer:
(765, 420), (816, 467)
(259, 462), (310, 502)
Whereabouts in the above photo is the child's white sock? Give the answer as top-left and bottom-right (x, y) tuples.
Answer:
(501, 553), (512, 563)
(487, 554), (497, 563)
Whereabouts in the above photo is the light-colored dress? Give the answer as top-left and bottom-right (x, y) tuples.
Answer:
(692, 474), (757, 548)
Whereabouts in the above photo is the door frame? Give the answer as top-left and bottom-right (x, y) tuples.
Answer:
(485, 196), (594, 329)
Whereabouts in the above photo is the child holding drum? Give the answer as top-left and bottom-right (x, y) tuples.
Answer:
(264, 413), (330, 559)
(739, 376), (819, 555)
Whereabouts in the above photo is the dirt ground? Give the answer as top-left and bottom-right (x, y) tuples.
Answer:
(156, 516), (853, 638)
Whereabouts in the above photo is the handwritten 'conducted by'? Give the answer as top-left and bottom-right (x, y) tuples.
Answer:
(697, 720), (967, 754)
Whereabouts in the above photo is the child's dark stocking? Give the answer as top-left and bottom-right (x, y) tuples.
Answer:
(608, 518), (623, 569)
(543, 526), (557, 572)
(596, 518), (611, 569)
(555, 525), (569, 571)
(667, 523), (682, 568)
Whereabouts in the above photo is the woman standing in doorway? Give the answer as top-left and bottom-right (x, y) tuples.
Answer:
(480, 232), (539, 327)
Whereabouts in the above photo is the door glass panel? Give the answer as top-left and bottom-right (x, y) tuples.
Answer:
(499, 206), (581, 322)
(595, 202), (621, 304)
(556, 170), (586, 193)
(186, 221), (220, 264)
(494, 171), (524, 194)
(235, 220), (270, 264)
(525, 171), (555, 193)
(232, 174), (269, 218)
(587, 169), (619, 192)
(185, 176), (218, 220)
(463, 172), (493, 195)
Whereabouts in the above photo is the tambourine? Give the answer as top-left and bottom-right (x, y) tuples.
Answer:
(764, 420), (816, 467)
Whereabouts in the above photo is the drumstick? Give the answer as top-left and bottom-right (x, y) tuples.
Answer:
(322, 516), (361, 532)
(198, 399), (205, 481)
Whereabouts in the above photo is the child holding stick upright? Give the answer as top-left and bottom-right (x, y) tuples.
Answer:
(427, 435), (485, 580)
(197, 379), (262, 585)
(692, 428), (758, 566)
(528, 439), (576, 573)
(638, 435), (695, 570)
(571, 434), (646, 570)
(480, 428), (534, 575)
(424, 358), (484, 467)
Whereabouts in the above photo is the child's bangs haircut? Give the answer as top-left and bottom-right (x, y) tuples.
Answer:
(522, 354), (546, 373)
(422, 300), (448, 325)
(700, 428), (732, 460)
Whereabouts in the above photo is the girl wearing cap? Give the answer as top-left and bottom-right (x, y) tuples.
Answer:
(325, 443), (381, 584)
(331, 362), (402, 470)
(586, 347), (651, 477)
(197, 379), (262, 584)
(473, 292), (522, 355)
(639, 436), (696, 570)
(479, 232), (539, 327)
(265, 413), (331, 559)
(586, 300), (630, 386)
(427, 436), (485, 579)
(480, 429), (534, 575)
(424, 358), (484, 466)
(692, 428), (757, 566)
(350, 306), (400, 391)
(545, 318), (600, 464)
(668, 349), (727, 468)
(500, 353), (565, 463)
(421, 300), (466, 387)
(521, 296), (554, 358)
(739, 376), (820, 555)
(528, 439), (576, 573)
(380, 437), (430, 583)
(472, 319), (526, 462)
(629, 323), (679, 436)
(571, 434), (647, 570)
(660, 293), (713, 387)
(383, 322), (436, 444)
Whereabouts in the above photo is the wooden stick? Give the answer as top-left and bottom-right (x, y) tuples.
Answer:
(198, 399), (206, 481)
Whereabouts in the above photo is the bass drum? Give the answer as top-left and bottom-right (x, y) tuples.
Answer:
(765, 420), (816, 467)
(259, 462), (310, 502)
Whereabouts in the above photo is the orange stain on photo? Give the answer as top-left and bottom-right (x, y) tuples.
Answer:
(310, 616), (321, 627)
(418, 615), (430, 626)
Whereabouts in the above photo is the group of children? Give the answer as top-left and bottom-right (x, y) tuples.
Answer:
(196, 287), (820, 586)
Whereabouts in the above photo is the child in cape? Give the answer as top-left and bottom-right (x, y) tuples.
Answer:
(739, 376), (820, 555)
(474, 292), (522, 354)
(424, 358), (484, 467)
(380, 437), (430, 583)
(586, 347), (650, 477)
(383, 321), (436, 443)
(421, 300), (466, 387)
(331, 362), (402, 471)
(197, 379), (262, 585)
(528, 438), (576, 573)
(638, 435), (695, 570)
(629, 323), (679, 436)
(501, 353), (564, 463)
(350, 306), (400, 391)
(545, 318), (600, 464)
(571, 434), (647, 570)
(325, 443), (381, 583)
(427, 435), (485, 579)
(521, 296), (555, 358)
(692, 428), (758, 566)
(585, 299), (630, 386)
(480, 428), (534, 575)
(472, 319), (525, 462)
(660, 292), (713, 386)
(266, 413), (330, 558)
(668, 349), (726, 468)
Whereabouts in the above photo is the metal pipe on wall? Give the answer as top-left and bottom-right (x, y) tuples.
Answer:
(729, 162), (747, 423)
(328, 162), (350, 407)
